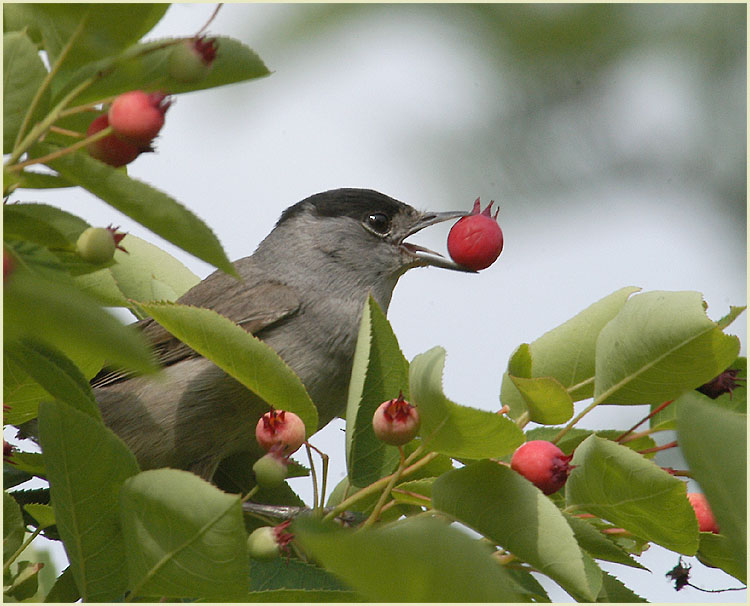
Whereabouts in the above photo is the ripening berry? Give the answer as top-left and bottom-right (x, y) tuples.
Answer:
(687, 492), (719, 534)
(247, 521), (294, 560)
(447, 198), (504, 271)
(696, 368), (744, 399)
(108, 91), (170, 146)
(510, 440), (573, 495)
(255, 409), (306, 455)
(372, 392), (420, 446)
(76, 226), (127, 264)
(168, 36), (218, 83)
(86, 114), (143, 167)
(253, 450), (289, 488)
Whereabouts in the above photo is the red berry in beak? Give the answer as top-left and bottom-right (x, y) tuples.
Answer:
(447, 198), (504, 271)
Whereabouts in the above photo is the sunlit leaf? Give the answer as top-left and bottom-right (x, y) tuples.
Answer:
(566, 435), (698, 554)
(595, 291), (742, 404)
(410, 347), (524, 458)
(293, 516), (528, 602)
(345, 296), (409, 486)
(432, 460), (598, 601)
(509, 375), (574, 424)
(139, 302), (318, 433)
(120, 469), (246, 600)
(38, 400), (140, 601)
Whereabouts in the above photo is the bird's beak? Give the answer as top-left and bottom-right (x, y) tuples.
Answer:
(397, 210), (476, 273)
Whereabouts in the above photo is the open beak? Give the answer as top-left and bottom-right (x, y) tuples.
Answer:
(397, 210), (476, 273)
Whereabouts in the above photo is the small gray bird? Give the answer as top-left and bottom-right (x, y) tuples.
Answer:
(92, 188), (472, 481)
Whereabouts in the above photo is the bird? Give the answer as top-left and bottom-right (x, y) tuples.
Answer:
(91, 188), (473, 483)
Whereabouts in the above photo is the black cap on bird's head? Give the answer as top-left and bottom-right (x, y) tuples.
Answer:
(277, 188), (474, 273)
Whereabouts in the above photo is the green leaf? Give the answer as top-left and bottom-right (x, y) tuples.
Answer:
(4, 491), (26, 562)
(27, 4), (168, 84)
(3, 31), (49, 152)
(23, 503), (55, 529)
(40, 146), (236, 276)
(76, 234), (200, 308)
(293, 516), (528, 602)
(4, 340), (100, 420)
(3, 202), (88, 245)
(55, 36), (269, 106)
(390, 477), (435, 508)
(3, 269), (157, 376)
(119, 469), (247, 601)
(563, 512), (648, 570)
(345, 296), (409, 486)
(138, 302), (318, 433)
(596, 570), (648, 603)
(697, 532), (746, 583)
(246, 588), (362, 602)
(38, 400), (140, 601)
(525, 426), (656, 459)
(409, 347), (524, 458)
(432, 460), (598, 601)
(15, 170), (75, 190)
(595, 291), (742, 404)
(507, 342), (532, 378)
(509, 375), (574, 424)
(676, 392), (746, 567)
(249, 557), (352, 593)
(6, 560), (43, 601)
(43, 566), (81, 603)
(7, 451), (46, 477)
(566, 435), (698, 554)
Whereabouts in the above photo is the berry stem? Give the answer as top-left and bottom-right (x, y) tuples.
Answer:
(637, 440), (678, 455)
(197, 3), (224, 35)
(2, 526), (43, 576)
(306, 442), (329, 510)
(361, 447), (408, 529)
(13, 12), (90, 151)
(304, 442), (320, 510)
(551, 400), (599, 444)
(10, 126), (114, 171)
(322, 450), (439, 523)
(662, 467), (693, 478)
(615, 400), (675, 443)
(48, 125), (85, 139)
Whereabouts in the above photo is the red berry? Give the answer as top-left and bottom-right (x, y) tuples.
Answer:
(86, 114), (143, 167)
(687, 492), (719, 533)
(255, 409), (306, 455)
(372, 392), (420, 446)
(108, 91), (170, 146)
(168, 36), (218, 83)
(447, 198), (504, 271)
(510, 440), (573, 495)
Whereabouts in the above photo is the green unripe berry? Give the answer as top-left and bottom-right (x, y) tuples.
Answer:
(76, 227), (116, 264)
(252, 452), (288, 488)
(247, 526), (280, 561)
(168, 37), (217, 83)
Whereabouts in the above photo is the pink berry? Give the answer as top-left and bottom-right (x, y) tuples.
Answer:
(510, 440), (573, 495)
(447, 198), (504, 271)
(168, 36), (218, 83)
(108, 90), (170, 146)
(86, 114), (143, 167)
(372, 392), (420, 446)
(687, 492), (719, 533)
(255, 409), (306, 455)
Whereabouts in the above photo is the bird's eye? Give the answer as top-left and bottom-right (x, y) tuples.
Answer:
(364, 212), (391, 235)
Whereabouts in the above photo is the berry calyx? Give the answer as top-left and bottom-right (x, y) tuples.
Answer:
(447, 198), (504, 271)
(86, 113), (144, 167)
(76, 225), (128, 264)
(255, 409), (306, 455)
(372, 392), (420, 446)
(696, 368), (745, 399)
(510, 440), (573, 495)
(687, 492), (719, 533)
(247, 521), (294, 560)
(168, 36), (218, 83)
(108, 90), (171, 146)
(252, 448), (289, 488)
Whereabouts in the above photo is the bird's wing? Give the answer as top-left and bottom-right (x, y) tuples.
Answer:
(91, 258), (301, 388)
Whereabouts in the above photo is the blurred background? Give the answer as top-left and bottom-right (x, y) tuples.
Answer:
(12, 3), (746, 602)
